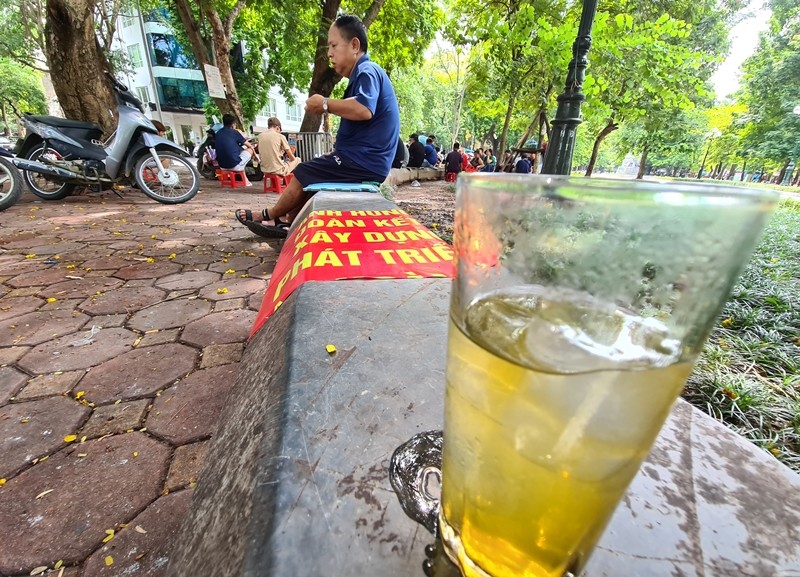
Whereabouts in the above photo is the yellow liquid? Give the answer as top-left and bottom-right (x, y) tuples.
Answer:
(441, 288), (693, 577)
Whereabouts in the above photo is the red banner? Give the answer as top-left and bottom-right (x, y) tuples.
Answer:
(251, 209), (455, 336)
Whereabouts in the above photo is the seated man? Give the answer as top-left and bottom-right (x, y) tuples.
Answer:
(444, 142), (463, 177)
(407, 133), (425, 168)
(422, 137), (438, 168)
(234, 14), (400, 237)
(515, 152), (532, 174)
(215, 113), (258, 186)
(257, 116), (301, 177)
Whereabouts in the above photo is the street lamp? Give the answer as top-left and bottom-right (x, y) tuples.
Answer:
(697, 128), (722, 180)
(780, 105), (800, 186)
(541, 0), (599, 175)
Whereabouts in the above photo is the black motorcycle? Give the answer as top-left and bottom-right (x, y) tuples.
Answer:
(0, 147), (23, 211)
(196, 122), (263, 181)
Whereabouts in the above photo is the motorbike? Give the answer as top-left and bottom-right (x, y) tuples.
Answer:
(13, 72), (200, 204)
(196, 122), (263, 182)
(0, 147), (23, 211)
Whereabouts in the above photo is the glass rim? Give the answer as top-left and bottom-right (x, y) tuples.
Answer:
(459, 173), (781, 202)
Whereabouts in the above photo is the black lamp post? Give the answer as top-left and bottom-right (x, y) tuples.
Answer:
(541, 0), (599, 175)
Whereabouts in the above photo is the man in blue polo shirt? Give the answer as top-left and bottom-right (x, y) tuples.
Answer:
(216, 114), (258, 186)
(235, 14), (400, 237)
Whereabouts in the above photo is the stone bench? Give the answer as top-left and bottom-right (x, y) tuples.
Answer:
(384, 167), (443, 186)
(166, 192), (800, 577)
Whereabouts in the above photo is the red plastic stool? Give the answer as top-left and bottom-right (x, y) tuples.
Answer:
(218, 170), (247, 188)
(263, 173), (294, 193)
(445, 172), (457, 182)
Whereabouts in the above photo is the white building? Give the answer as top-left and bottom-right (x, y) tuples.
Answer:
(112, 9), (310, 148)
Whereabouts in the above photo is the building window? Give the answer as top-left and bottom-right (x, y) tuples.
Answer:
(148, 33), (195, 69)
(259, 98), (277, 117)
(127, 44), (144, 68)
(122, 14), (137, 28)
(156, 77), (208, 109)
(136, 86), (150, 105)
(286, 103), (302, 122)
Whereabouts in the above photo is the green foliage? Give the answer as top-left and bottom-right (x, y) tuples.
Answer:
(0, 58), (47, 130)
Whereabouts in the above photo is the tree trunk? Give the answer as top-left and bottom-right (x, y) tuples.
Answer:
(44, 0), (117, 136)
(585, 120), (618, 177)
(636, 144), (649, 179)
(172, 0), (244, 127)
(740, 159), (747, 181)
(299, 0), (387, 132)
(495, 87), (517, 171)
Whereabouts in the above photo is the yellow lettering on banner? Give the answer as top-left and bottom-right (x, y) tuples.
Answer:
(333, 232), (351, 243)
(364, 232), (385, 242)
(350, 210), (402, 216)
(326, 219), (345, 228)
(344, 220), (366, 227)
(317, 210), (342, 216)
(273, 252), (314, 301)
(341, 250), (362, 265)
(405, 230), (435, 241)
(310, 230), (333, 244)
(308, 219), (325, 228)
(420, 247), (442, 262)
(391, 217), (409, 227)
(373, 219), (391, 227)
(315, 250), (343, 267)
(375, 249), (397, 264)
(396, 249), (428, 264)
(433, 245), (454, 260)
(292, 238), (309, 257)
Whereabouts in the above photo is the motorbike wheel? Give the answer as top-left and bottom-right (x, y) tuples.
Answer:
(196, 148), (216, 180)
(0, 157), (23, 211)
(22, 144), (76, 200)
(134, 151), (199, 204)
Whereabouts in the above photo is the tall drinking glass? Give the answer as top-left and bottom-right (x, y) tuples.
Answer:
(441, 175), (778, 577)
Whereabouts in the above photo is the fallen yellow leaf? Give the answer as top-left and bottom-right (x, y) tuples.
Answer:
(54, 560), (63, 570)
(133, 452), (139, 457)
(30, 566), (48, 576)
(75, 391), (85, 399)
(36, 489), (54, 499)
(146, 257), (155, 263)
(224, 269), (236, 274)
(0, 478), (6, 487)
(326, 344), (337, 354)
(135, 525), (147, 534)
(216, 288), (229, 294)
(64, 435), (77, 443)
(105, 555), (114, 566)
(46, 297), (57, 303)
(25, 254), (36, 259)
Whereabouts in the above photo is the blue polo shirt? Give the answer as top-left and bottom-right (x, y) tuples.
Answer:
(424, 143), (437, 166)
(335, 54), (400, 177)
(215, 126), (246, 169)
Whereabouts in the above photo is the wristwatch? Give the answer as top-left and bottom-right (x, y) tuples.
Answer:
(322, 97), (329, 113)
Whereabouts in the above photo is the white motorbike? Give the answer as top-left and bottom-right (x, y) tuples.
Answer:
(13, 72), (199, 204)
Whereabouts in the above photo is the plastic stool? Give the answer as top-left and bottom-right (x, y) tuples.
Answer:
(263, 173), (294, 193)
(218, 170), (247, 188)
(445, 172), (457, 182)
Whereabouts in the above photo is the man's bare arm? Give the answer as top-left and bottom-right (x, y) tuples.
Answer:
(306, 94), (372, 121)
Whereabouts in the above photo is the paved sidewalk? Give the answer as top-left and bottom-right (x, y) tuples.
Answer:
(0, 179), (282, 577)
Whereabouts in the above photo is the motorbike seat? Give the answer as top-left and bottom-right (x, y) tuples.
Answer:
(27, 115), (103, 133)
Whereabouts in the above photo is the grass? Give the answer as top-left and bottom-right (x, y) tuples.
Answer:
(682, 197), (800, 472)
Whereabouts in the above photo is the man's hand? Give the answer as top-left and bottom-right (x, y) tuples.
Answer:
(305, 94), (325, 115)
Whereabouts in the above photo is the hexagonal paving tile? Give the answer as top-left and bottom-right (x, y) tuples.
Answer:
(83, 490), (194, 577)
(147, 364), (237, 445)
(127, 298), (213, 332)
(0, 310), (90, 346)
(181, 309), (257, 347)
(78, 286), (166, 315)
(0, 432), (170, 574)
(0, 396), (91, 478)
(17, 327), (137, 374)
(114, 261), (182, 281)
(41, 276), (125, 299)
(197, 277), (267, 302)
(0, 295), (43, 322)
(155, 270), (221, 291)
(78, 343), (198, 405)
(5, 267), (75, 288)
(0, 366), (28, 404)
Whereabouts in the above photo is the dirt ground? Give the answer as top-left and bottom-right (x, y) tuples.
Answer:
(392, 179), (456, 244)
